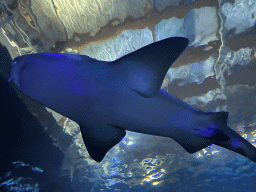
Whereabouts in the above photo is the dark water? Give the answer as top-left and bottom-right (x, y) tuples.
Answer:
(0, 44), (74, 192)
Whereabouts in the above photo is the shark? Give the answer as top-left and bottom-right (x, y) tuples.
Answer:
(9, 37), (256, 163)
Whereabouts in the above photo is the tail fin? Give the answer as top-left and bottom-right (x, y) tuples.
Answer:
(174, 111), (256, 163)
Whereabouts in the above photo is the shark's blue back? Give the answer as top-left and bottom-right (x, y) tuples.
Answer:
(9, 37), (189, 161)
(9, 37), (256, 163)
(10, 37), (189, 120)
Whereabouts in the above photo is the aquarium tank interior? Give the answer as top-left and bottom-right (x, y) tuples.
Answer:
(0, 0), (256, 191)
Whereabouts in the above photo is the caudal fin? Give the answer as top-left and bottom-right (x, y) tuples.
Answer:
(180, 111), (256, 163)
(215, 126), (256, 163)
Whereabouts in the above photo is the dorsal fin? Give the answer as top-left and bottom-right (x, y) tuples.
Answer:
(114, 37), (189, 98)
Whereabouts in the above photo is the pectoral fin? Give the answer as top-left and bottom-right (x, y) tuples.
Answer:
(79, 123), (126, 162)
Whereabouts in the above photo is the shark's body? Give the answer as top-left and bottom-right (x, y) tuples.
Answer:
(9, 37), (256, 163)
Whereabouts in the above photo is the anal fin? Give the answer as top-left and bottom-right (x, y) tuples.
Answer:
(79, 123), (126, 162)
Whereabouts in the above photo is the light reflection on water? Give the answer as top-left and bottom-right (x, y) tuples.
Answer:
(60, 116), (256, 191)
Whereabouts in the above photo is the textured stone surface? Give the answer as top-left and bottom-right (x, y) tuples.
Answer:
(80, 27), (153, 61)
(222, 1), (256, 34)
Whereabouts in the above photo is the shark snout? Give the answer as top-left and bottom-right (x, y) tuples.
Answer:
(9, 61), (20, 85)
(9, 56), (29, 88)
